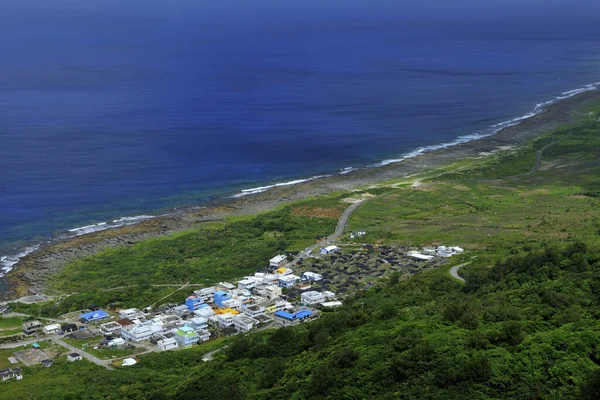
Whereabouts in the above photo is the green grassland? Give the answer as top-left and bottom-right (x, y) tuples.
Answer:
(3, 103), (600, 398)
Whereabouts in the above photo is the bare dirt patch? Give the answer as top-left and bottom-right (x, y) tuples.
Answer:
(291, 206), (343, 219)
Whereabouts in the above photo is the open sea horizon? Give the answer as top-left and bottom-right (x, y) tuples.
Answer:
(2, 0), (600, 285)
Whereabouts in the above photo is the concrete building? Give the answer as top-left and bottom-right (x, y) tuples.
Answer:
(80, 310), (110, 323)
(197, 330), (210, 342)
(265, 285), (282, 300)
(67, 353), (83, 362)
(278, 274), (300, 289)
(152, 315), (183, 329)
(185, 317), (208, 331)
(185, 295), (205, 312)
(118, 308), (146, 321)
(321, 301), (343, 308)
(22, 320), (42, 335)
(193, 287), (216, 302)
(42, 324), (61, 335)
(121, 322), (162, 343)
(302, 272), (323, 282)
(61, 324), (78, 333)
(216, 282), (236, 291)
(407, 251), (434, 261)
(221, 298), (243, 311)
(0, 368), (22, 381)
(122, 358), (137, 367)
(269, 254), (287, 268)
(242, 304), (265, 317)
(233, 315), (257, 332)
(214, 291), (231, 308)
(320, 245), (339, 255)
(273, 310), (314, 327)
(157, 337), (178, 351)
(100, 321), (122, 336)
(211, 313), (235, 329)
(301, 291), (327, 306)
(108, 338), (126, 347)
(193, 307), (215, 319)
(173, 326), (200, 348)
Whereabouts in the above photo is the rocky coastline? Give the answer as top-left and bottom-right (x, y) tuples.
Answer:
(3, 89), (600, 300)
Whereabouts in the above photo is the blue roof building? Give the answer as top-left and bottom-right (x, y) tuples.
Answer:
(185, 296), (205, 312)
(80, 310), (109, 323)
(214, 291), (231, 308)
(273, 310), (314, 327)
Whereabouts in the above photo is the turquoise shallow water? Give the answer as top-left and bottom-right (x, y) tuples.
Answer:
(2, 0), (600, 283)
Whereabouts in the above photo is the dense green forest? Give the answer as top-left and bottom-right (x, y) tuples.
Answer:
(3, 244), (600, 399)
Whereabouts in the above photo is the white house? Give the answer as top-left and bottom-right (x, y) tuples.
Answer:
(193, 307), (215, 319)
(157, 337), (178, 351)
(278, 274), (300, 289)
(265, 285), (282, 300)
(321, 301), (343, 308)
(302, 272), (323, 282)
(186, 317), (208, 332)
(437, 246), (464, 258)
(350, 230), (366, 239)
(269, 255), (287, 268)
(320, 245), (339, 255)
(100, 321), (123, 336)
(119, 308), (146, 321)
(193, 287), (216, 302)
(197, 330), (210, 342)
(122, 358), (137, 367)
(407, 251), (434, 261)
(217, 282), (236, 291)
(211, 313), (235, 329)
(301, 291), (327, 305)
(242, 304), (265, 317)
(121, 322), (163, 343)
(233, 315), (257, 332)
(108, 338), (126, 347)
(237, 278), (257, 291)
(42, 324), (61, 335)
(221, 298), (243, 311)
(67, 353), (83, 362)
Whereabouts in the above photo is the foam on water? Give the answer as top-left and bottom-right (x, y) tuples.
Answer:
(0, 245), (40, 277)
(0, 214), (155, 277)
(377, 81), (600, 167)
(231, 175), (331, 198)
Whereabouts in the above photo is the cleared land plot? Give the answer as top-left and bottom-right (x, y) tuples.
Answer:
(14, 348), (50, 366)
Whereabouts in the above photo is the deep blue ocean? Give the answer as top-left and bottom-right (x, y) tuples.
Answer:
(2, 0), (600, 282)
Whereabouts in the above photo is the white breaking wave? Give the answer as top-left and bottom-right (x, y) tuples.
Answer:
(0, 245), (40, 278)
(376, 80), (600, 167)
(0, 214), (156, 277)
(231, 175), (331, 198)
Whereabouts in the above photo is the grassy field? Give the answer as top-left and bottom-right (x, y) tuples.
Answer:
(347, 103), (600, 273)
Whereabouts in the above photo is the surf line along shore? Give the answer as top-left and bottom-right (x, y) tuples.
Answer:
(3, 88), (600, 300)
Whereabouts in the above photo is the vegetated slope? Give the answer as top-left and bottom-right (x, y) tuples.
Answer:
(3, 105), (600, 399)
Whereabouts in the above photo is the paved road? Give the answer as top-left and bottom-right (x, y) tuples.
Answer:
(449, 262), (471, 283)
(53, 338), (115, 370)
(329, 200), (366, 242)
(284, 199), (367, 267)
(0, 337), (50, 350)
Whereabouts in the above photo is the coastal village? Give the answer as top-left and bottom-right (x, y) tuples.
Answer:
(0, 227), (463, 380)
